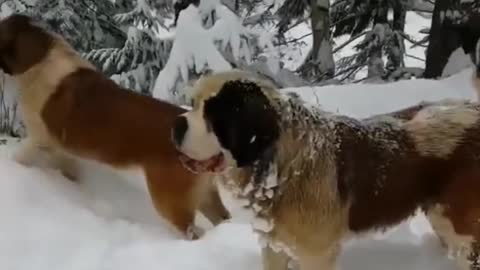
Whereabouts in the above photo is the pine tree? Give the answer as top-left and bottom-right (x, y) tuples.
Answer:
(152, 0), (288, 104)
(20, 0), (126, 52)
(84, 0), (174, 95)
(332, 0), (412, 82)
(425, 0), (480, 78)
(276, 0), (335, 82)
(298, 0), (335, 82)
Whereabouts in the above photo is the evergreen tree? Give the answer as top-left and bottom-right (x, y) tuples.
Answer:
(298, 0), (335, 82)
(85, 0), (174, 94)
(276, 0), (335, 82)
(21, 0), (126, 52)
(425, 0), (480, 78)
(152, 0), (291, 104)
(332, 0), (413, 82)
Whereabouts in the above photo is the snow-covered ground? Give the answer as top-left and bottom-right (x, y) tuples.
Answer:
(283, 68), (477, 118)
(0, 67), (477, 270)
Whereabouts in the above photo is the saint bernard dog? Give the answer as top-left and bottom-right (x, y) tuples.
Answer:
(172, 70), (480, 270)
(0, 14), (230, 238)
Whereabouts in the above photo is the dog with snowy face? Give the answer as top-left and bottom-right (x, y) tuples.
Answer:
(0, 14), (230, 238)
(172, 70), (480, 270)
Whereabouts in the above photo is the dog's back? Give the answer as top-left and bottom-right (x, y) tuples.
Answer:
(42, 67), (185, 166)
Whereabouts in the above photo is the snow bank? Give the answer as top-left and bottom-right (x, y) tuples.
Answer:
(0, 146), (260, 270)
(283, 68), (477, 118)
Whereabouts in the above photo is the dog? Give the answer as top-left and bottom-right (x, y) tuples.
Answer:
(172, 69), (480, 270)
(0, 14), (230, 238)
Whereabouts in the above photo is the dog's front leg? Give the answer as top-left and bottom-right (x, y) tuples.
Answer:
(13, 138), (45, 167)
(262, 246), (290, 270)
(48, 150), (79, 181)
(14, 139), (78, 181)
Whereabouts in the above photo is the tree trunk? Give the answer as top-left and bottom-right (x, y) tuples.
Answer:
(424, 0), (461, 79)
(385, 2), (406, 76)
(366, 7), (388, 79)
(298, 0), (334, 82)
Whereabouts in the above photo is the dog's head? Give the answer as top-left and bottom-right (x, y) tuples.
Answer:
(171, 70), (281, 173)
(0, 14), (53, 75)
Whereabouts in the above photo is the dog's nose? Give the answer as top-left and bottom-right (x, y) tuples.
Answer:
(172, 116), (188, 146)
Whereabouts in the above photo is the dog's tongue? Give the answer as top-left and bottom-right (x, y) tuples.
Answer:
(179, 153), (225, 174)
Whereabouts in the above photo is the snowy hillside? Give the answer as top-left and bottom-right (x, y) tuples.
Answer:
(0, 68), (477, 270)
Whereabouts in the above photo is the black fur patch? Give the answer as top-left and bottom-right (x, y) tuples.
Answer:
(203, 80), (280, 167)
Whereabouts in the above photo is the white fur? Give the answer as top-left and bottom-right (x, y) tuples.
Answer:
(178, 110), (223, 161)
(427, 204), (475, 270)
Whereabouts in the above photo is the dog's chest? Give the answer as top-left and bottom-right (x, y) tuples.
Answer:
(219, 166), (299, 257)
(15, 52), (84, 144)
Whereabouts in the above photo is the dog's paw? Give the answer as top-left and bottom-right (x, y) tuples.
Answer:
(58, 168), (79, 182)
(13, 147), (35, 167)
(186, 225), (205, 240)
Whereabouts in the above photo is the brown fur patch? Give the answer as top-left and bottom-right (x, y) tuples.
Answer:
(0, 15), (53, 75)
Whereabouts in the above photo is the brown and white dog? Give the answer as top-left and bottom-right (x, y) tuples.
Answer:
(0, 14), (230, 238)
(172, 70), (480, 270)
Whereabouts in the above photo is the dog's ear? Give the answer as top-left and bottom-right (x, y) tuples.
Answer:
(204, 80), (280, 167)
(0, 14), (52, 75)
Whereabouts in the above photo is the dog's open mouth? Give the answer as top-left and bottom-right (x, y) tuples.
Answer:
(178, 152), (226, 174)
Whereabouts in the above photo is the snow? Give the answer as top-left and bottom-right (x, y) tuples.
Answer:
(1, 68), (477, 269)
(283, 68), (477, 118)
(0, 140), (261, 270)
(152, 5), (231, 102)
(153, 0), (283, 102)
(442, 47), (473, 77)
(251, 217), (274, 233)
